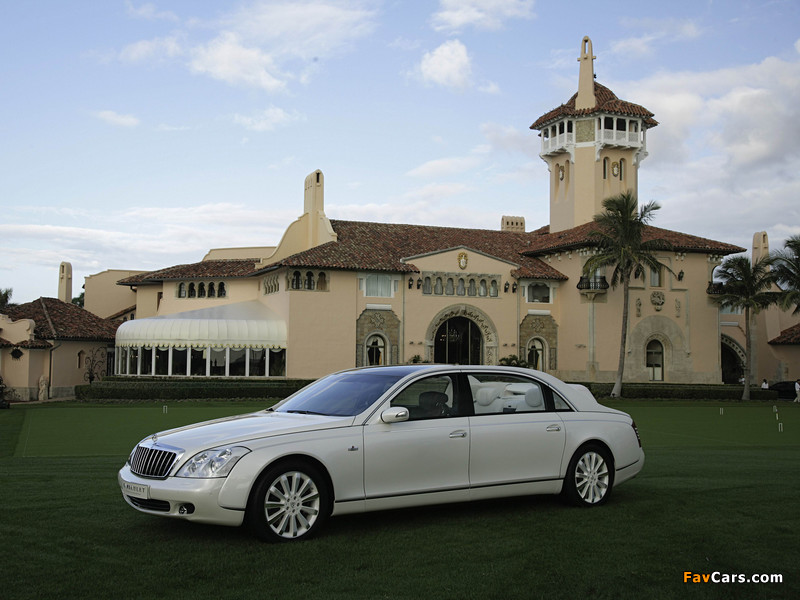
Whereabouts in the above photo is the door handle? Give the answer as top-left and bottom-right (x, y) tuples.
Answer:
(546, 424), (561, 432)
(449, 430), (467, 438)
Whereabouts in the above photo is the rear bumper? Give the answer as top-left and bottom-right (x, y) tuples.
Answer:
(615, 449), (645, 486)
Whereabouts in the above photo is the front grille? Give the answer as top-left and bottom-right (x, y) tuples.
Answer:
(130, 445), (179, 478)
(128, 496), (171, 512)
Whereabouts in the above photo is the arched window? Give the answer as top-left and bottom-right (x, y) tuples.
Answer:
(208, 282), (216, 297)
(434, 277), (443, 295)
(178, 282), (186, 298)
(489, 280), (498, 297)
(366, 335), (386, 366)
(218, 282), (226, 297)
(188, 283), (196, 298)
(619, 158), (625, 180)
(291, 271), (302, 290)
(423, 277), (432, 294)
(527, 339), (546, 371)
(445, 278), (454, 295)
(603, 157), (609, 180)
(304, 271), (315, 290)
(479, 279), (488, 297)
(646, 340), (664, 381)
(317, 272), (327, 291)
(468, 279), (477, 296)
(198, 282), (206, 298)
(456, 278), (466, 296)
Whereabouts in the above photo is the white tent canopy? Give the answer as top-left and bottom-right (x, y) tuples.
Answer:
(116, 301), (286, 349)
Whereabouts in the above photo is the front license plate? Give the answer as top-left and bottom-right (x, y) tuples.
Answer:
(122, 480), (150, 499)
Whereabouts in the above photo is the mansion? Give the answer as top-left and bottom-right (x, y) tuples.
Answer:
(99, 37), (762, 384)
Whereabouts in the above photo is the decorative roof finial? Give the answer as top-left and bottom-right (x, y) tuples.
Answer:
(575, 36), (596, 110)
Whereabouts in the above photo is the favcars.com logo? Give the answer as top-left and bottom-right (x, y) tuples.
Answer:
(684, 572), (783, 584)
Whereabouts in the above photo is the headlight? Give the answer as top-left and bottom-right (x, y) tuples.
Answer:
(176, 446), (250, 478)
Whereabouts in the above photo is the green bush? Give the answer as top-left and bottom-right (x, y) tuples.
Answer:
(74, 377), (314, 402)
(576, 381), (780, 401)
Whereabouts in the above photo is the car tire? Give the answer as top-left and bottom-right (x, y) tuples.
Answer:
(562, 444), (614, 507)
(246, 461), (331, 542)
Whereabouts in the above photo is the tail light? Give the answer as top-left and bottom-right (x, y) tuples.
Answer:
(631, 420), (642, 447)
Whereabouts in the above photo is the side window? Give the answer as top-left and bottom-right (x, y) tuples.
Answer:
(552, 392), (572, 411)
(390, 375), (459, 420)
(468, 373), (547, 415)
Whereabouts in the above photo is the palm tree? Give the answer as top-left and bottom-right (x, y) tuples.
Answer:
(0, 288), (13, 311)
(582, 191), (671, 397)
(772, 234), (800, 314)
(711, 255), (778, 400)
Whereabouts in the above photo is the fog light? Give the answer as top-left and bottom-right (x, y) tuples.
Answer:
(178, 504), (195, 515)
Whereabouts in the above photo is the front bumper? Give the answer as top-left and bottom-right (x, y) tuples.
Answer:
(118, 465), (245, 527)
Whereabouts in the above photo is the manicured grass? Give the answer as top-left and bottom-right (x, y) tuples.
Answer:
(1, 400), (798, 599)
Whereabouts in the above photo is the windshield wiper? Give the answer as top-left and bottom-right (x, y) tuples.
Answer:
(284, 410), (329, 416)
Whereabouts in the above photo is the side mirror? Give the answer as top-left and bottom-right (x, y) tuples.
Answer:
(381, 407), (409, 423)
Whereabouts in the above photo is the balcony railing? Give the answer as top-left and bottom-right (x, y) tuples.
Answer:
(598, 130), (643, 147)
(706, 282), (725, 295)
(541, 132), (574, 154)
(577, 276), (609, 291)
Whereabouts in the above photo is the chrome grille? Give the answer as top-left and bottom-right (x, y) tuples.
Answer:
(130, 445), (179, 478)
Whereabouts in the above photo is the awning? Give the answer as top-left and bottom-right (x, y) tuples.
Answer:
(115, 301), (287, 349)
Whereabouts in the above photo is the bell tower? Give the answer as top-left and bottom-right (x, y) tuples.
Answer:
(530, 36), (657, 233)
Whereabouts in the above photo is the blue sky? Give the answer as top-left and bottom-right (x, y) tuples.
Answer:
(2, 0), (799, 304)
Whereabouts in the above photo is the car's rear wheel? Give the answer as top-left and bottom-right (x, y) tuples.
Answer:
(563, 444), (614, 506)
(246, 462), (331, 542)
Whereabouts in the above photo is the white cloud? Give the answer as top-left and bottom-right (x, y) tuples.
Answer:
(125, 1), (179, 22)
(94, 110), (140, 127)
(232, 106), (304, 132)
(431, 0), (534, 32)
(120, 35), (183, 62)
(418, 40), (473, 90)
(610, 18), (702, 58)
(406, 156), (482, 178)
(189, 32), (286, 92)
(225, 0), (378, 61)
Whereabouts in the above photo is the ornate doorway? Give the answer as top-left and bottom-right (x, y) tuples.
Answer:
(434, 316), (483, 364)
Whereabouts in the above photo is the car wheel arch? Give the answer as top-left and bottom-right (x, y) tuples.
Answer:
(246, 454), (336, 507)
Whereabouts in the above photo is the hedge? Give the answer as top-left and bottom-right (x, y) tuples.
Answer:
(577, 382), (780, 401)
(75, 377), (314, 402)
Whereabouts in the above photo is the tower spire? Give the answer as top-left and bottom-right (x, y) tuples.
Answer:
(575, 36), (596, 110)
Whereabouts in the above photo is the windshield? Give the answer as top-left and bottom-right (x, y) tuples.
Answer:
(274, 371), (406, 417)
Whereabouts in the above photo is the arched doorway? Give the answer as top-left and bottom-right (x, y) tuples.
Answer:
(721, 342), (744, 384)
(434, 316), (482, 364)
(526, 338), (546, 371)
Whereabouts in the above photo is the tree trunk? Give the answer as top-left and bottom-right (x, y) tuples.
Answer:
(742, 306), (751, 401)
(611, 278), (629, 397)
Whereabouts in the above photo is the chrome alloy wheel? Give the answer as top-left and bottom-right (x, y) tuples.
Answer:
(573, 451), (610, 504)
(263, 471), (321, 539)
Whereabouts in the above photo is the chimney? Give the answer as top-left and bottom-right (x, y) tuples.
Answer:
(58, 262), (73, 302)
(501, 216), (526, 232)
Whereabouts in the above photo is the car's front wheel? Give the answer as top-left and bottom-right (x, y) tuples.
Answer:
(246, 462), (331, 542)
(563, 444), (614, 507)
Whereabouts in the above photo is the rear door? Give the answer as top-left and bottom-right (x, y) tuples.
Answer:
(466, 372), (566, 489)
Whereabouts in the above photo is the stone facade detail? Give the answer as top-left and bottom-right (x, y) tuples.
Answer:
(519, 314), (558, 371)
(356, 308), (401, 367)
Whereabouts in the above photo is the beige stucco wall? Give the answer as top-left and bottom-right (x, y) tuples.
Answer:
(84, 270), (143, 318)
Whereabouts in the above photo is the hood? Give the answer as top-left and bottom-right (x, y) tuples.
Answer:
(145, 411), (354, 453)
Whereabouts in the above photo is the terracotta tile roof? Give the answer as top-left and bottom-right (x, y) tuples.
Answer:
(118, 259), (260, 285)
(261, 220), (569, 280)
(769, 322), (800, 345)
(530, 82), (658, 130)
(522, 222), (745, 256)
(4, 298), (119, 343)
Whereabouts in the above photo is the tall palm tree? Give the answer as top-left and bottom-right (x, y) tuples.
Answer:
(711, 255), (778, 400)
(582, 191), (670, 397)
(772, 234), (800, 314)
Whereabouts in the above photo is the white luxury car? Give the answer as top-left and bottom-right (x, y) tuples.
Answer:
(118, 365), (644, 542)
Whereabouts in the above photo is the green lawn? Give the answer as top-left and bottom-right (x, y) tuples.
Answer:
(1, 400), (798, 600)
